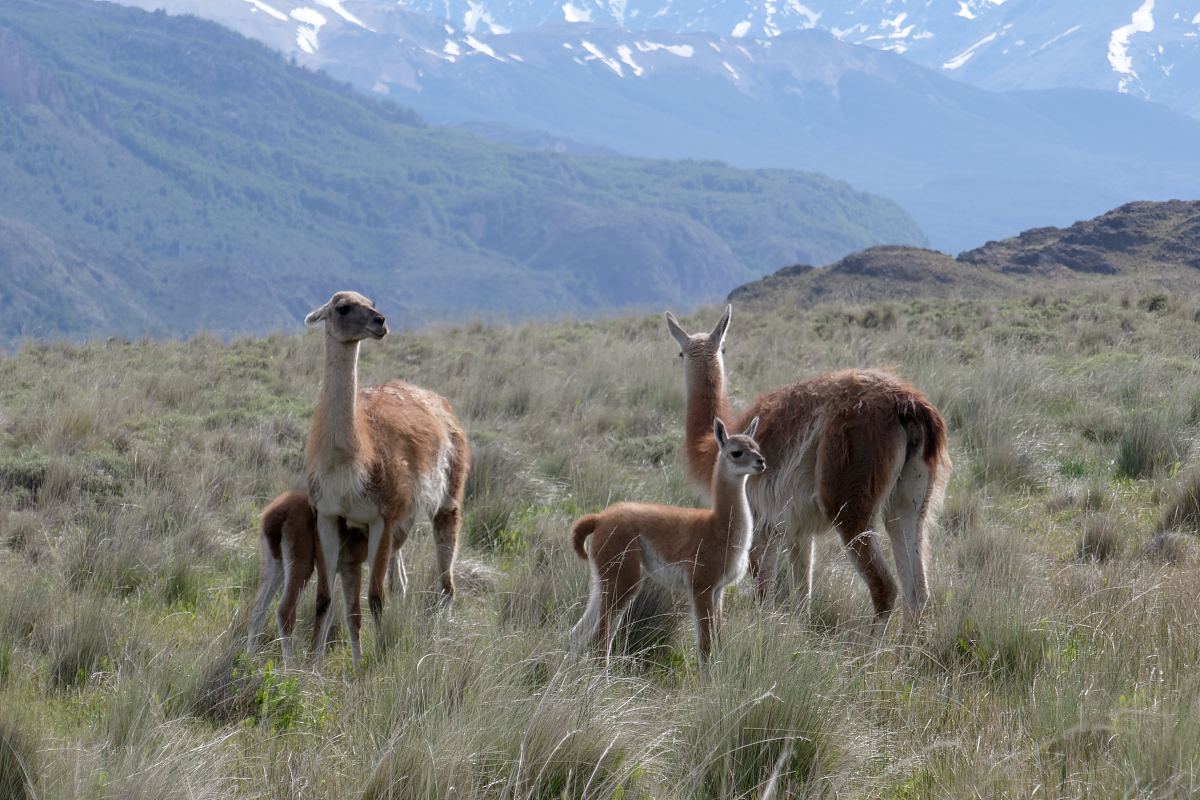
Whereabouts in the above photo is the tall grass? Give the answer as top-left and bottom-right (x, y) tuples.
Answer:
(0, 289), (1199, 796)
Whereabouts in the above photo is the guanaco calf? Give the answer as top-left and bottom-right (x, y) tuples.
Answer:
(246, 490), (417, 665)
(570, 417), (765, 664)
(245, 490), (369, 665)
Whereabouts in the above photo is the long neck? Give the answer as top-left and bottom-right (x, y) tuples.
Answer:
(309, 335), (365, 465)
(683, 357), (734, 488)
(710, 463), (750, 541)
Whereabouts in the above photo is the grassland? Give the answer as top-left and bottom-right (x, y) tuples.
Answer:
(2, 286), (1200, 798)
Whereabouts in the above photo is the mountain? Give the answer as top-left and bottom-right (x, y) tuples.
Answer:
(0, 0), (923, 344)
(108, 0), (1200, 253)
(376, 0), (1200, 121)
(728, 199), (1200, 306)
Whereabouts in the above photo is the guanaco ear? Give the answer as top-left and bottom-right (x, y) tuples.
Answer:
(714, 417), (728, 447)
(665, 311), (690, 351)
(744, 416), (761, 439)
(709, 304), (731, 347)
(304, 301), (331, 328)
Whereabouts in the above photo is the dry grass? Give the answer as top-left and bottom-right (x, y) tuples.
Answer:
(1, 289), (1200, 797)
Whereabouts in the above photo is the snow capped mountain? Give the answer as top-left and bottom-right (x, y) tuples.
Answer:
(112, 0), (1200, 120)
(108, 0), (1200, 117)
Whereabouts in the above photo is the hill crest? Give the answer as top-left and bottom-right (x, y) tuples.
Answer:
(729, 200), (1200, 307)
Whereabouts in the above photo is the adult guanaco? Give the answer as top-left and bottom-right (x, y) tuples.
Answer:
(666, 305), (949, 631)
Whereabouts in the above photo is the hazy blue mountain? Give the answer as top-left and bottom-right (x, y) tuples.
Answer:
(114, 0), (1200, 120)
(0, 0), (923, 343)
(109, 0), (1200, 252)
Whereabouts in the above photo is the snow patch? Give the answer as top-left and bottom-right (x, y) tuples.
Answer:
(942, 31), (996, 69)
(464, 34), (502, 59)
(731, 20), (752, 38)
(722, 61), (739, 80)
(607, 0), (628, 27)
(443, 39), (461, 56)
(635, 41), (694, 57)
(1108, 0), (1155, 92)
(956, 2), (975, 20)
(290, 7), (326, 54)
(616, 44), (644, 76)
(1036, 24), (1080, 52)
(371, 81), (388, 94)
(312, 0), (372, 31)
(708, 42), (721, 53)
(580, 40), (623, 75)
(786, 1), (820, 28)
(563, 2), (592, 23)
(879, 12), (917, 40)
(464, 1), (509, 35)
(244, 0), (287, 22)
(1193, 11), (1200, 24)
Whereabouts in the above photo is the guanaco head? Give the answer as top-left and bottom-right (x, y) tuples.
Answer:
(305, 291), (388, 343)
(665, 304), (730, 374)
(714, 416), (766, 476)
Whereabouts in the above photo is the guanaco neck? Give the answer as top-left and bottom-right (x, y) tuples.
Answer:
(683, 355), (735, 489)
(307, 334), (371, 472)
(710, 460), (751, 543)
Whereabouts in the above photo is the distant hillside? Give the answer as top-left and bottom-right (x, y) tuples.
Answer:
(0, 0), (924, 344)
(730, 200), (1200, 307)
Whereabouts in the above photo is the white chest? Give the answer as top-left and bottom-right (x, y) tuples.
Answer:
(309, 462), (380, 525)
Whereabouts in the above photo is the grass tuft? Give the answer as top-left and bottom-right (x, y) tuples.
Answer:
(1075, 513), (1122, 562)
(0, 714), (37, 800)
(47, 602), (117, 690)
(1159, 471), (1200, 533)
(1115, 413), (1185, 479)
(683, 630), (840, 798)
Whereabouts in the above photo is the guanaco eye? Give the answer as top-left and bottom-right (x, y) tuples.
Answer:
(677, 352), (683, 359)
(731, 450), (743, 458)
(335, 305), (351, 316)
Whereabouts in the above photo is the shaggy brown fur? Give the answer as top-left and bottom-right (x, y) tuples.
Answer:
(304, 291), (470, 668)
(666, 305), (950, 630)
(571, 418), (765, 664)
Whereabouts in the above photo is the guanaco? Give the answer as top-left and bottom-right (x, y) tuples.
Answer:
(570, 417), (765, 664)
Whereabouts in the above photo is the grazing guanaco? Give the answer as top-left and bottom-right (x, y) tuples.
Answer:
(666, 305), (949, 632)
(571, 417), (765, 664)
(304, 291), (469, 667)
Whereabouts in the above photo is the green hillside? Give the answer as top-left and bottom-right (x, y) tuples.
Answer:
(0, 0), (924, 343)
